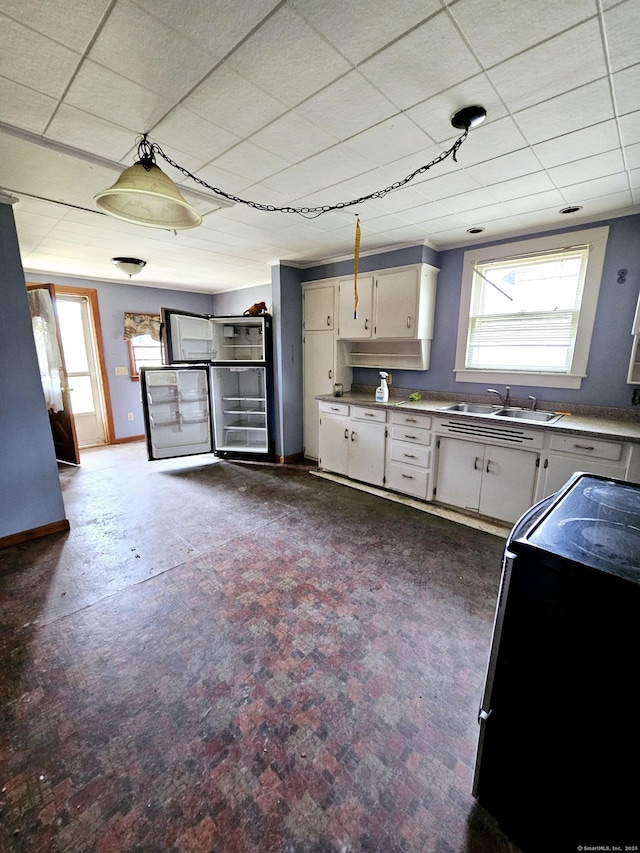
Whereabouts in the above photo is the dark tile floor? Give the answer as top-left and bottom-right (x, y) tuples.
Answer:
(0, 443), (521, 853)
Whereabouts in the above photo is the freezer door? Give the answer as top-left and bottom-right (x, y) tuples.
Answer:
(141, 366), (213, 460)
(162, 309), (268, 363)
(211, 366), (269, 455)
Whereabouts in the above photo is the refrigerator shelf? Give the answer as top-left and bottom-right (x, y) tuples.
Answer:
(149, 415), (181, 428)
(147, 393), (178, 404)
(224, 423), (266, 431)
(181, 413), (209, 425)
(222, 396), (265, 402)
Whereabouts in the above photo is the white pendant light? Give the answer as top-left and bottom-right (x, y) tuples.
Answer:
(95, 137), (202, 230)
(111, 257), (147, 277)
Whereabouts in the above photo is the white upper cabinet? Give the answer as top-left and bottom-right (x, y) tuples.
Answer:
(337, 275), (374, 339)
(337, 264), (438, 341)
(304, 284), (336, 331)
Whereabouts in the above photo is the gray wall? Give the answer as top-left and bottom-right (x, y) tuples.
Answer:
(0, 197), (67, 539)
(26, 273), (215, 440)
(271, 265), (304, 460)
(211, 283), (271, 316)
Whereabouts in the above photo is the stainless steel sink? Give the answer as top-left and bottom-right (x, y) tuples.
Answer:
(439, 403), (498, 414)
(493, 408), (562, 424)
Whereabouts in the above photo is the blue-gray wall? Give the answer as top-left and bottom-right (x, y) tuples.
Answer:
(26, 273), (215, 440)
(271, 265), (303, 461)
(211, 283), (271, 316)
(0, 198), (67, 539)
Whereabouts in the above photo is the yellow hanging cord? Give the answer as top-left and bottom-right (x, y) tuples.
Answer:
(353, 215), (361, 319)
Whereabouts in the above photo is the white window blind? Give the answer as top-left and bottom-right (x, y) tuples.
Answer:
(466, 247), (589, 373)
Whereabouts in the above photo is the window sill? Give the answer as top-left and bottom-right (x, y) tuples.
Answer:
(454, 369), (585, 390)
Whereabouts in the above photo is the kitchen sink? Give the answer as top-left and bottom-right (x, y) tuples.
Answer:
(493, 408), (562, 424)
(439, 403), (499, 414)
(438, 403), (563, 424)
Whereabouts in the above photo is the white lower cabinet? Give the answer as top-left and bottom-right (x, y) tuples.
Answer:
(318, 402), (386, 487)
(386, 412), (432, 499)
(540, 434), (628, 497)
(435, 437), (539, 524)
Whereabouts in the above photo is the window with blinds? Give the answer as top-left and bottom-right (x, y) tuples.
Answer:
(466, 248), (589, 372)
(454, 227), (609, 390)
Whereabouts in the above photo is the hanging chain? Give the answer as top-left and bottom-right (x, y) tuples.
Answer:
(138, 129), (469, 219)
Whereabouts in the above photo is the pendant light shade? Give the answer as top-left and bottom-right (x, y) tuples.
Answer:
(110, 257), (147, 277)
(95, 162), (202, 229)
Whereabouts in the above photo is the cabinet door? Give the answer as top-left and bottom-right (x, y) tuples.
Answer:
(374, 268), (420, 338)
(338, 276), (374, 339)
(304, 331), (335, 460)
(479, 446), (538, 524)
(318, 413), (349, 476)
(348, 419), (386, 487)
(541, 454), (627, 499)
(304, 285), (335, 331)
(436, 437), (484, 511)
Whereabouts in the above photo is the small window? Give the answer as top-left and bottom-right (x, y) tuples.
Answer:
(128, 334), (163, 380)
(454, 227), (609, 390)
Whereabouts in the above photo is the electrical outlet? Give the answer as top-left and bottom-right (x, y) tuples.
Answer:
(115, 366), (128, 376)
(127, 412), (134, 421)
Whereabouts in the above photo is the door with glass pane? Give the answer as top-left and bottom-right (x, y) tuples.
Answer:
(56, 294), (108, 448)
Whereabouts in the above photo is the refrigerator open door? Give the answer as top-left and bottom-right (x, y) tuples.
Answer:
(140, 366), (213, 460)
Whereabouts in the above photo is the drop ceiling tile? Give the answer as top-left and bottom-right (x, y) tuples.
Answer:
(466, 148), (543, 186)
(359, 11), (481, 111)
(630, 168), (640, 189)
(0, 77), (57, 134)
(488, 19), (607, 113)
(611, 63), (640, 116)
(504, 188), (566, 214)
(45, 104), (140, 161)
(452, 116), (528, 167)
(226, 5), (351, 107)
(152, 107), (240, 162)
(620, 111), (640, 145)
(532, 120), (621, 167)
(185, 66), (288, 138)
(416, 213), (467, 232)
(549, 149), (626, 187)
(190, 162), (255, 195)
(555, 172), (631, 202)
(296, 71), (398, 141)
(0, 0), (111, 52)
(406, 73), (508, 145)
(515, 78), (614, 145)
(0, 15), (80, 98)
(211, 140), (290, 183)
(132, 0), (281, 58)
(622, 141), (640, 169)
(604, 0), (640, 72)
(456, 203), (513, 226)
(289, 0), (441, 64)
(342, 114), (434, 166)
(63, 60), (171, 134)
(417, 169), (483, 202)
(398, 200), (454, 223)
(259, 145), (374, 199)
(250, 112), (339, 162)
(439, 187), (501, 214)
(89, 0), (218, 101)
(448, 0), (598, 67)
(487, 171), (556, 202)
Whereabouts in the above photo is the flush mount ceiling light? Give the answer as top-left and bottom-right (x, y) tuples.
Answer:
(560, 205), (583, 214)
(111, 257), (147, 277)
(467, 226), (485, 234)
(94, 107), (487, 227)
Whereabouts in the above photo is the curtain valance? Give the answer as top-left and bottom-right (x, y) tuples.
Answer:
(123, 312), (161, 342)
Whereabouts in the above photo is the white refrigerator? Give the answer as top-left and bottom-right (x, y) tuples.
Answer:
(140, 309), (274, 462)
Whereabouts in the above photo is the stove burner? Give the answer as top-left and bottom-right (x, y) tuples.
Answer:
(583, 484), (640, 516)
(558, 517), (640, 572)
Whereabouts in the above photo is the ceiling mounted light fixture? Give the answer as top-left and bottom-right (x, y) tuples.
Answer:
(95, 108), (486, 227)
(559, 205), (583, 214)
(95, 137), (202, 230)
(111, 257), (147, 277)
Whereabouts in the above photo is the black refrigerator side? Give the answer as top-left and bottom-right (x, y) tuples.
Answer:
(140, 365), (214, 461)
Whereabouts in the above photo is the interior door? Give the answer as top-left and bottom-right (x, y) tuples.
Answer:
(26, 283), (80, 465)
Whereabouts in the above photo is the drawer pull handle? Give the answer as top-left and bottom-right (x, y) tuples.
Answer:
(403, 453), (417, 459)
(401, 473), (414, 479)
(364, 413), (375, 417)
(404, 434), (417, 440)
(404, 417), (417, 423)
(330, 407), (341, 411)
(574, 443), (595, 451)
(351, 431), (356, 441)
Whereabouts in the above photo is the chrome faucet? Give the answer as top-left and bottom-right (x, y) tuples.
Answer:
(528, 395), (537, 411)
(487, 386), (511, 407)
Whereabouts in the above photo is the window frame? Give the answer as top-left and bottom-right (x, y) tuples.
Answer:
(127, 334), (163, 381)
(454, 226), (609, 390)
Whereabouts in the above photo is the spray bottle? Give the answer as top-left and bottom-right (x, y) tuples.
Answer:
(375, 371), (389, 403)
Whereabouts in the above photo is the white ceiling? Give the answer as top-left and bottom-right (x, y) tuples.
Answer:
(1, 0), (639, 293)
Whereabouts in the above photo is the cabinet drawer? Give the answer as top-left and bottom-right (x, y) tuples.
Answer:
(351, 406), (387, 424)
(387, 461), (429, 499)
(548, 434), (623, 461)
(389, 441), (431, 469)
(319, 401), (349, 417)
(391, 424), (431, 446)
(391, 411), (432, 430)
